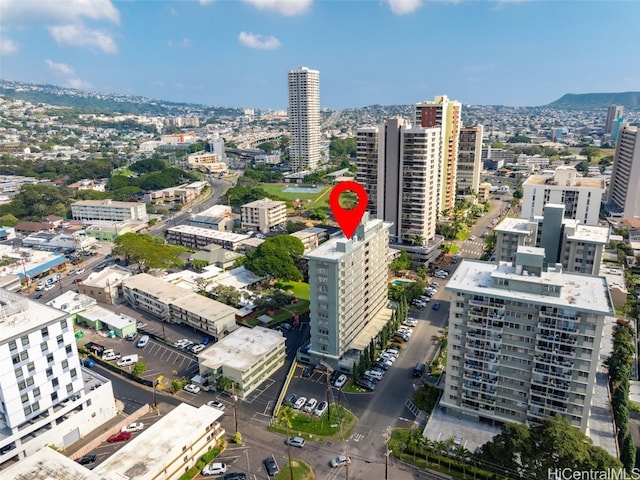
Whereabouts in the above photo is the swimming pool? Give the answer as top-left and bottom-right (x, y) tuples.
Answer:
(392, 279), (413, 286)
(282, 186), (324, 194)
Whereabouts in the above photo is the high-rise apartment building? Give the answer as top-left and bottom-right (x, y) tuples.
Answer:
(443, 250), (612, 432)
(415, 95), (462, 212)
(495, 203), (609, 275)
(521, 166), (605, 225)
(0, 290), (117, 461)
(288, 66), (320, 172)
(457, 125), (483, 197)
(606, 124), (640, 220)
(356, 118), (440, 245)
(302, 213), (392, 371)
(240, 198), (287, 234)
(604, 104), (624, 136)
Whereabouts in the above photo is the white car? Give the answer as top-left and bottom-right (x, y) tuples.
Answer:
(380, 353), (397, 362)
(403, 318), (418, 327)
(184, 384), (201, 395)
(469, 235), (477, 241)
(44, 283), (55, 291)
(293, 396), (307, 410)
(331, 455), (351, 468)
(189, 344), (205, 354)
(121, 422), (144, 433)
(334, 374), (348, 389)
(206, 401), (225, 411)
(173, 338), (189, 348)
(314, 401), (328, 417)
(202, 462), (227, 476)
(303, 398), (318, 413)
(75, 268), (86, 274)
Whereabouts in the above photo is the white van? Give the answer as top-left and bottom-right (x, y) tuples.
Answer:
(102, 349), (121, 361)
(117, 354), (139, 367)
(136, 335), (150, 348)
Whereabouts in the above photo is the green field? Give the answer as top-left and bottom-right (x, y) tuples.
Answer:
(258, 183), (331, 210)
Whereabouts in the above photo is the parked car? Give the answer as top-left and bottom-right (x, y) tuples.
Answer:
(184, 384), (201, 395)
(469, 235), (477, 241)
(334, 374), (348, 388)
(173, 338), (190, 348)
(356, 378), (376, 391)
(125, 332), (138, 341)
(303, 398), (318, 413)
(432, 302), (441, 310)
(202, 462), (227, 476)
(403, 318), (418, 327)
(121, 422), (144, 433)
(223, 474), (247, 480)
(330, 455), (351, 468)
(314, 401), (328, 417)
(264, 455), (279, 476)
(394, 332), (410, 342)
(206, 401), (225, 411)
(107, 431), (132, 443)
(67, 269), (77, 276)
(189, 344), (206, 354)
(136, 335), (150, 348)
(329, 370), (340, 384)
(371, 361), (390, 371)
(76, 268), (86, 274)
(284, 393), (297, 406)
(83, 358), (96, 368)
(302, 365), (314, 378)
(364, 369), (384, 381)
(285, 436), (306, 448)
(293, 396), (307, 410)
(76, 454), (97, 465)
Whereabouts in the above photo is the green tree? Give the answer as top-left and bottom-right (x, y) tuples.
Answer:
(308, 208), (327, 222)
(280, 406), (297, 480)
(210, 284), (240, 307)
(243, 235), (305, 281)
(0, 213), (19, 226)
(389, 250), (412, 274)
(132, 361), (147, 376)
(113, 232), (186, 270)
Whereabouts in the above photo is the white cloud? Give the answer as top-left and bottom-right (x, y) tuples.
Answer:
(199, 0), (215, 4)
(238, 32), (282, 50)
(180, 38), (191, 48)
(0, 36), (18, 55)
(385, 0), (422, 15)
(48, 24), (117, 54)
(0, 0), (120, 25)
(241, 0), (312, 16)
(67, 78), (92, 90)
(46, 59), (75, 76)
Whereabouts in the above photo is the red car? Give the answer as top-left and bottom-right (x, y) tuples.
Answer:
(107, 431), (132, 443)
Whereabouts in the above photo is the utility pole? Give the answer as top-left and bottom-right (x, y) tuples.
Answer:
(384, 426), (391, 480)
(345, 446), (349, 480)
(232, 383), (238, 434)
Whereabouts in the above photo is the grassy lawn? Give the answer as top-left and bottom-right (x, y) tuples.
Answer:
(445, 244), (460, 254)
(413, 384), (441, 414)
(274, 459), (314, 480)
(259, 183), (330, 204)
(274, 281), (310, 301)
(269, 404), (357, 441)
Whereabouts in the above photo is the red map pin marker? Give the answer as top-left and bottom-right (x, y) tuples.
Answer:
(329, 180), (368, 239)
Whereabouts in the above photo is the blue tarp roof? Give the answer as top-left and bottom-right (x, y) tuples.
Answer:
(19, 255), (66, 279)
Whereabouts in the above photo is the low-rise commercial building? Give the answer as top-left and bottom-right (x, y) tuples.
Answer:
(198, 326), (285, 398)
(290, 227), (329, 252)
(71, 199), (149, 223)
(166, 225), (250, 251)
(79, 265), (133, 304)
(122, 273), (239, 341)
(188, 205), (235, 231)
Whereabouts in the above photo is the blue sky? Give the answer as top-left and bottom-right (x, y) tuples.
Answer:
(1, 0), (639, 110)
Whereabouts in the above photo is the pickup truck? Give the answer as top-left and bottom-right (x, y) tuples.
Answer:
(102, 350), (122, 361)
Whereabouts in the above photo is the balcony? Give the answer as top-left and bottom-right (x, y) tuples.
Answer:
(469, 298), (506, 310)
(538, 320), (578, 334)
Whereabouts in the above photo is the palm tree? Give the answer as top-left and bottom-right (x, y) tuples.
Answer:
(415, 434), (430, 465)
(432, 440), (447, 468)
(280, 406), (297, 480)
(453, 444), (470, 476)
(411, 234), (424, 246)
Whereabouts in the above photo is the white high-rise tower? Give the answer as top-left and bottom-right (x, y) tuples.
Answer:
(288, 66), (320, 172)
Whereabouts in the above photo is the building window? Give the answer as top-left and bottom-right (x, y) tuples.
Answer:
(33, 387), (40, 398)
(65, 345), (72, 354)
(15, 367), (23, 378)
(56, 335), (64, 345)
(66, 384), (73, 393)
(21, 335), (30, 347)
(47, 353), (54, 363)
(27, 362), (35, 373)
(47, 368), (54, 378)
(41, 327), (49, 337)
(52, 378), (58, 387)
(61, 319), (68, 330)
(70, 368), (77, 378)
(41, 342), (48, 353)
(8, 340), (17, 351)
(26, 377), (34, 386)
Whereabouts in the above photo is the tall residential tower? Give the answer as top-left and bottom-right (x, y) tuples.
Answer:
(356, 118), (440, 245)
(302, 213), (392, 371)
(606, 124), (640, 220)
(415, 95), (462, 212)
(457, 125), (483, 197)
(288, 66), (320, 172)
(604, 104), (624, 136)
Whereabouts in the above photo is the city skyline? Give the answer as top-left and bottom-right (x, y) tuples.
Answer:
(1, 0), (639, 110)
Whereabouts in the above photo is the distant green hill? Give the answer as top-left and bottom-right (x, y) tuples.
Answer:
(546, 92), (640, 110)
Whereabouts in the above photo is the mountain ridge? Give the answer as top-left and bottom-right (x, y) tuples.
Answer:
(545, 92), (640, 110)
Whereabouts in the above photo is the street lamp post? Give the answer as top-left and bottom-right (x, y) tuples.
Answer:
(153, 378), (158, 409)
(232, 384), (238, 434)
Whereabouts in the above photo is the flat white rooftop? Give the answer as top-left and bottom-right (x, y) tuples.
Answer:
(46, 291), (96, 314)
(566, 223), (610, 244)
(0, 290), (67, 340)
(446, 260), (614, 315)
(78, 304), (137, 330)
(94, 403), (223, 480)
(168, 225), (250, 243)
(242, 198), (286, 209)
(4, 446), (101, 479)
(83, 265), (133, 288)
(199, 326), (285, 372)
(494, 217), (532, 235)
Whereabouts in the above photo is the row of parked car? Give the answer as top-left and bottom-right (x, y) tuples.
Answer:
(356, 346), (401, 390)
(285, 393), (329, 417)
(173, 338), (206, 354)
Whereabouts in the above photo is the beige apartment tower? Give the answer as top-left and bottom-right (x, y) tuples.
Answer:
(356, 118), (440, 245)
(241, 198), (287, 234)
(288, 66), (320, 172)
(415, 95), (462, 212)
(443, 251), (612, 433)
(607, 124), (640, 220)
